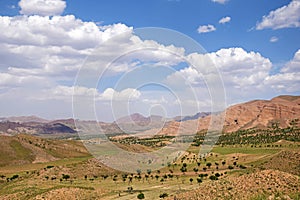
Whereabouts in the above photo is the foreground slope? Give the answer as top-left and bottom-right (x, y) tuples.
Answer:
(0, 134), (90, 167)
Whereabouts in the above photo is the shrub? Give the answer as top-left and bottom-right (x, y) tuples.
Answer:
(239, 165), (247, 169)
(137, 192), (145, 199)
(10, 175), (19, 181)
(209, 175), (218, 180)
(159, 193), (168, 198)
(62, 174), (70, 180)
(197, 178), (202, 184)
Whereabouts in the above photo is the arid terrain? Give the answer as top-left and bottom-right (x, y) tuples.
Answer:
(0, 95), (299, 200)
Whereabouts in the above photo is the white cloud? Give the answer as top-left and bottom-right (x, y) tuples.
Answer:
(211, 0), (228, 4)
(166, 47), (272, 101)
(270, 36), (279, 43)
(219, 16), (231, 24)
(0, 14), (186, 79)
(281, 49), (300, 73)
(38, 86), (141, 102)
(264, 72), (300, 93)
(265, 49), (300, 92)
(0, 72), (47, 88)
(256, 0), (300, 30)
(19, 0), (66, 16)
(100, 88), (141, 101)
(197, 24), (216, 33)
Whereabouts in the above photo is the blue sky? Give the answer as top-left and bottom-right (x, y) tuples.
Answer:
(62, 0), (300, 63)
(0, 0), (299, 121)
(1, 0), (299, 63)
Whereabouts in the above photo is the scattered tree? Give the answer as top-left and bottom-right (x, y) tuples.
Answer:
(137, 192), (145, 199)
(159, 193), (168, 198)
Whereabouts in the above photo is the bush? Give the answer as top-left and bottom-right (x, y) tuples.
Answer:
(209, 175), (218, 180)
(159, 193), (168, 198)
(197, 178), (202, 184)
(137, 192), (145, 199)
(10, 175), (19, 181)
(239, 165), (247, 169)
(228, 165), (234, 170)
(62, 174), (70, 180)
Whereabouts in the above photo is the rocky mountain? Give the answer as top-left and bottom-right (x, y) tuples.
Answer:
(222, 95), (300, 132)
(1, 95), (299, 137)
(157, 95), (300, 136)
(0, 115), (49, 123)
(0, 121), (77, 136)
(115, 113), (167, 133)
(176, 112), (211, 122)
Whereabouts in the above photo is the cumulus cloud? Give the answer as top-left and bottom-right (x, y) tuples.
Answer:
(40, 86), (141, 102)
(19, 0), (66, 16)
(165, 47), (274, 106)
(100, 88), (141, 101)
(264, 49), (300, 93)
(219, 16), (231, 24)
(269, 36), (279, 43)
(211, 0), (228, 4)
(197, 24), (216, 33)
(256, 0), (300, 30)
(0, 14), (186, 80)
(0, 72), (47, 88)
(281, 49), (300, 73)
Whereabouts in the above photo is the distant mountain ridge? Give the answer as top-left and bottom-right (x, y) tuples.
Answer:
(176, 112), (210, 122)
(1, 95), (299, 137)
(0, 115), (49, 123)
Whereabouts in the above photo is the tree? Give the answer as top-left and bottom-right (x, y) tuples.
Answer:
(206, 162), (212, 168)
(193, 168), (199, 173)
(159, 193), (169, 198)
(137, 192), (145, 199)
(62, 174), (70, 181)
(180, 166), (187, 173)
(197, 178), (202, 184)
(10, 175), (19, 181)
(222, 161), (226, 166)
(147, 169), (152, 175)
(128, 176), (133, 184)
(127, 186), (133, 194)
(189, 178), (193, 184)
(155, 175), (160, 181)
(209, 175), (218, 181)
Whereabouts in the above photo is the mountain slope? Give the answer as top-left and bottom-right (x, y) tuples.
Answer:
(223, 95), (300, 132)
(0, 134), (90, 167)
(158, 95), (300, 136)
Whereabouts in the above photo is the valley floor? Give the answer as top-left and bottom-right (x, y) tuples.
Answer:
(0, 138), (299, 200)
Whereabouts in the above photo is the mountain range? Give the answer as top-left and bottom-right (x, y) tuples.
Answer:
(0, 95), (299, 137)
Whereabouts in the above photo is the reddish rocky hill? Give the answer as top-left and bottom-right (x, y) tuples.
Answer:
(157, 95), (300, 136)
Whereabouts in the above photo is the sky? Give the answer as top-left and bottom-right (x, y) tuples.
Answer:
(0, 0), (299, 121)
